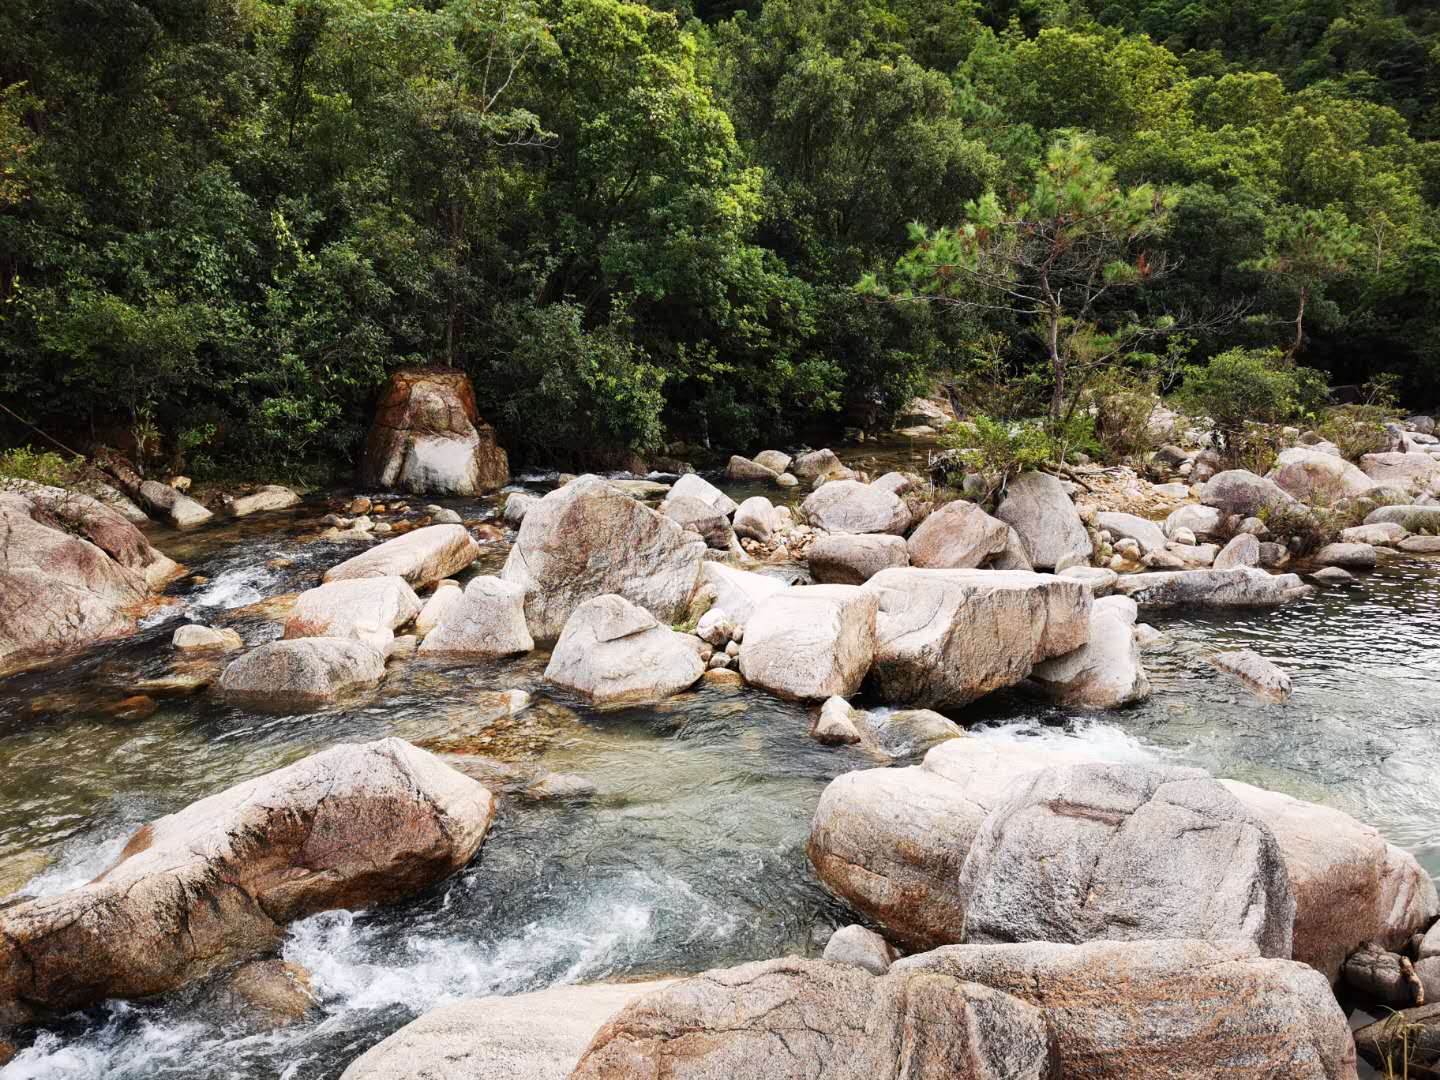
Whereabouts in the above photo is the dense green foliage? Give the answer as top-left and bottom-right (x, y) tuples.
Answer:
(1, 0), (1438, 474)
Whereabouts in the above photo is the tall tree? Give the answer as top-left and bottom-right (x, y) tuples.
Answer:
(1245, 205), (1363, 358)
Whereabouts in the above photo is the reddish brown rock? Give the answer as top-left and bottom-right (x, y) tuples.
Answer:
(361, 367), (509, 495)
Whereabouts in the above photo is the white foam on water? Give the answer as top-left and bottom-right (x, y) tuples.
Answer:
(6, 1005), (216, 1079)
(187, 565), (278, 611)
(15, 827), (135, 900)
(969, 719), (1160, 763)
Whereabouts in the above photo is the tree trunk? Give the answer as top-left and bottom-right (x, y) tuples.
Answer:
(1048, 310), (1064, 423)
(1288, 284), (1308, 359)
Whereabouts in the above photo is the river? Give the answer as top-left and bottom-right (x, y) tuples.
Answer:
(2, 444), (1437, 1078)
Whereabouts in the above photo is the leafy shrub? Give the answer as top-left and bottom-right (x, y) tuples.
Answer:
(1258, 501), (1338, 555)
(1313, 377), (1400, 462)
(1087, 369), (1167, 462)
(0, 446), (84, 487)
(1180, 348), (1328, 462)
(934, 414), (1066, 501)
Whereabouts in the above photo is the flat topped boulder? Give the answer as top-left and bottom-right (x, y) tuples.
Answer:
(361, 366), (509, 494)
(801, 479), (909, 535)
(339, 981), (675, 1080)
(0, 738), (494, 1025)
(863, 567), (1091, 708)
(995, 471), (1092, 570)
(571, 957), (1056, 1080)
(545, 594), (704, 705)
(219, 637), (387, 708)
(738, 584), (877, 700)
(893, 939), (1354, 1080)
(0, 492), (167, 676)
(501, 476), (705, 644)
(325, 524), (480, 588)
(958, 762), (1295, 957)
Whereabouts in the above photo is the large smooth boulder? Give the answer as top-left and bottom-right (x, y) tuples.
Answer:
(284, 576), (421, 651)
(807, 533), (909, 585)
(957, 762), (1294, 957)
(361, 367), (509, 494)
(1113, 567), (1312, 608)
(1341, 522), (1406, 546)
(1221, 781), (1438, 982)
(660, 492), (733, 549)
(218, 638), (387, 707)
(339, 981), (674, 1080)
(732, 496), (779, 542)
(137, 478), (213, 527)
(863, 568), (1090, 708)
(801, 479), (909, 535)
(906, 499), (1010, 568)
(1026, 596), (1150, 708)
(738, 585), (877, 700)
(0, 739), (493, 1025)
(995, 471), (1092, 570)
(571, 957), (1056, 1080)
(417, 576), (533, 658)
(325, 524), (480, 588)
(1199, 470), (1296, 517)
(1163, 503), (1226, 541)
(1312, 542), (1376, 569)
(545, 594), (704, 705)
(754, 450), (793, 474)
(0, 492), (171, 676)
(1212, 532), (1261, 569)
(1095, 511), (1166, 555)
(725, 454), (779, 482)
(791, 448), (844, 483)
(1266, 448), (1376, 502)
(1365, 504), (1440, 531)
(501, 476), (705, 643)
(668, 472), (737, 517)
(893, 939), (1356, 1080)
(698, 562), (787, 626)
(227, 484), (302, 517)
(807, 739), (1092, 949)
(1360, 451), (1440, 492)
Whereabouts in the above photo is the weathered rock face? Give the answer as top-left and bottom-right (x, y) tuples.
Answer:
(1113, 567), (1313, 608)
(361, 367), (509, 495)
(863, 568), (1091, 708)
(1211, 649), (1293, 701)
(571, 957), (1057, 1080)
(660, 492), (733, 549)
(1163, 503), (1226, 541)
(284, 576), (421, 652)
(1360, 451), (1440, 492)
(892, 939), (1356, 1080)
(218, 638), (387, 708)
(801, 479), (910, 535)
(501, 477), (705, 644)
(823, 925), (896, 975)
(1096, 511), (1166, 555)
(807, 533), (909, 585)
(1267, 448), (1376, 502)
(1365, 504), (1440, 531)
(1221, 780), (1438, 982)
(807, 740), (1090, 949)
(668, 473), (737, 517)
(22, 486), (181, 589)
(227, 485), (302, 517)
(1313, 542), (1377, 569)
(994, 471), (1092, 571)
(417, 576), (534, 658)
(325, 524), (481, 588)
(957, 763), (1295, 957)
(1026, 596), (1150, 708)
(738, 585), (877, 700)
(545, 594), (704, 705)
(137, 478), (214, 527)
(339, 981), (674, 1080)
(0, 492), (171, 676)
(698, 562), (787, 626)
(906, 499), (1011, 568)
(0, 739), (493, 1025)
(1200, 469), (1297, 517)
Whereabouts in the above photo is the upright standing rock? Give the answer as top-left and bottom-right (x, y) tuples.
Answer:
(361, 367), (509, 495)
(995, 472), (1092, 570)
(906, 499), (1011, 568)
(417, 577), (534, 658)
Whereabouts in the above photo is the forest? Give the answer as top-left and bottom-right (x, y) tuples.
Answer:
(2, 0), (1438, 476)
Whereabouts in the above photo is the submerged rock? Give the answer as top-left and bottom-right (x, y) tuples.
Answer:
(863, 568), (1091, 708)
(417, 576), (533, 658)
(0, 739), (493, 1025)
(219, 638), (387, 707)
(958, 762), (1295, 957)
(738, 585), (877, 700)
(361, 366), (509, 495)
(325, 524), (480, 588)
(501, 476), (705, 644)
(893, 939), (1355, 1080)
(1113, 567), (1312, 608)
(571, 957), (1056, 1080)
(1210, 649), (1293, 701)
(544, 594), (704, 705)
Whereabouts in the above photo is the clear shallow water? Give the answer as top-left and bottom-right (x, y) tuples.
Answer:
(2, 471), (1439, 1077)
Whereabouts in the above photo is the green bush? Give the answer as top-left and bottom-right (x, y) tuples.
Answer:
(1180, 348), (1328, 461)
(0, 446), (84, 487)
(935, 414), (1068, 501)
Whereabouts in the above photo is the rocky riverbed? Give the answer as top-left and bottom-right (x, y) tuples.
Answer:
(2, 411), (1440, 1078)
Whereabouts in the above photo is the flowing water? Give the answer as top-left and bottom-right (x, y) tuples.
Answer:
(2, 448), (1438, 1078)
